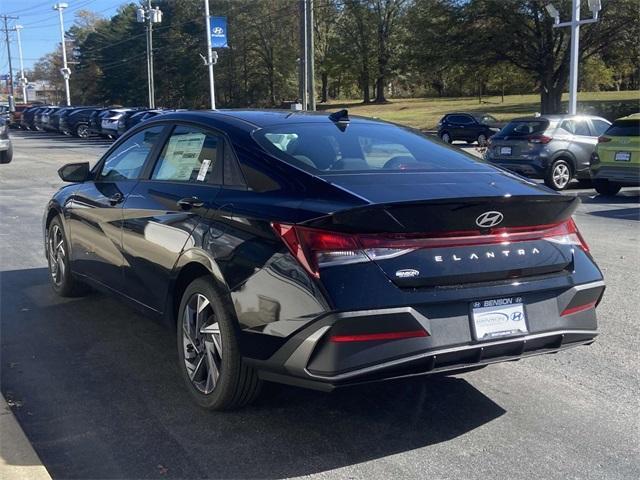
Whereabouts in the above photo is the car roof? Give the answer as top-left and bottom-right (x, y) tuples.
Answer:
(510, 114), (609, 122)
(617, 113), (640, 121)
(151, 109), (389, 130)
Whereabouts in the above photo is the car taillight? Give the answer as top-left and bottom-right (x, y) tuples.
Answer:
(527, 135), (552, 144)
(272, 218), (589, 278)
(598, 136), (612, 143)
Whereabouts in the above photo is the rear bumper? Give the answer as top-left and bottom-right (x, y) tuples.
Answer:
(0, 139), (10, 151)
(247, 280), (603, 391)
(591, 165), (640, 185)
(485, 154), (549, 178)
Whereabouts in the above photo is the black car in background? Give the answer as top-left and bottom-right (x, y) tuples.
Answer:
(88, 109), (111, 137)
(44, 110), (603, 410)
(437, 112), (502, 145)
(20, 106), (45, 130)
(48, 107), (77, 133)
(61, 107), (100, 138)
(35, 107), (60, 131)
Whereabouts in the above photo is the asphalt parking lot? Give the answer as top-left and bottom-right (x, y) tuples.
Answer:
(1, 131), (639, 479)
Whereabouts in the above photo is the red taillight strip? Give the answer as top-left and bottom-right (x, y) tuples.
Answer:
(330, 330), (428, 343)
(561, 301), (597, 316)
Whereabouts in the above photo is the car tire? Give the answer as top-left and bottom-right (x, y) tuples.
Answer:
(177, 277), (262, 410)
(477, 133), (487, 146)
(441, 132), (452, 144)
(75, 124), (90, 139)
(0, 145), (12, 164)
(46, 216), (88, 297)
(593, 179), (621, 196)
(544, 159), (572, 191)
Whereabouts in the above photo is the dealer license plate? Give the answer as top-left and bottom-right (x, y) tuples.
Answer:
(471, 297), (527, 341)
(500, 146), (512, 155)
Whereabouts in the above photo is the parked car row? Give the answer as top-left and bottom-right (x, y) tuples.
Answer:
(437, 111), (639, 193)
(14, 105), (174, 139)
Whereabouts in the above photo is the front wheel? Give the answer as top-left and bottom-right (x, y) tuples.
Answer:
(593, 179), (621, 196)
(177, 277), (262, 410)
(440, 132), (452, 144)
(75, 124), (90, 138)
(545, 159), (572, 190)
(477, 133), (487, 146)
(46, 216), (88, 297)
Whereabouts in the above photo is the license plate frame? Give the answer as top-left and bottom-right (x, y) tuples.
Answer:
(615, 151), (631, 162)
(500, 146), (512, 155)
(470, 297), (528, 341)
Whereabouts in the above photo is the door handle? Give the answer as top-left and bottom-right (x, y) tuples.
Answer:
(177, 197), (205, 210)
(108, 192), (124, 206)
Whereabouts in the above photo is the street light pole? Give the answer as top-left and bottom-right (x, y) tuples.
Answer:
(14, 25), (27, 103)
(53, 3), (71, 106)
(547, 0), (601, 115)
(137, 1), (162, 108)
(203, 0), (215, 109)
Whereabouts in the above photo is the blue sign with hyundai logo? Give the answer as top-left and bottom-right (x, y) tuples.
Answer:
(210, 16), (228, 48)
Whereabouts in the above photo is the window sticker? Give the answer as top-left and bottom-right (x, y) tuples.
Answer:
(197, 159), (212, 181)
(155, 133), (206, 181)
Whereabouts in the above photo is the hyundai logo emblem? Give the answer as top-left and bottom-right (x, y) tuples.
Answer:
(476, 211), (504, 228)
(212, 27), (224, 35)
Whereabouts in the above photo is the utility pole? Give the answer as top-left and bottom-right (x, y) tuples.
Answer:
(203, 0), (215, 109)
(306, 0), (315, 111)
(1, 15), (18, 110)
(53, 3), (71, 106)
(546, 0), (601, 115)
(136, 1), (162, 108)
(298, 0), (307, 110)
(14, 25), (27, 103)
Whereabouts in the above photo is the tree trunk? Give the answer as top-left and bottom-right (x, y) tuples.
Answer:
(375, 75), (386, 103)
(540, 84), (563, 114)
(362, 71), (370, 103)
(321, 72), (328, 103)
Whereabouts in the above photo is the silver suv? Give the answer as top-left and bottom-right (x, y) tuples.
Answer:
(485, 115), (611, 190)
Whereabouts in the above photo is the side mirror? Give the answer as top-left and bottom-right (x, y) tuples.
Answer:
(58, 162), (90, 183)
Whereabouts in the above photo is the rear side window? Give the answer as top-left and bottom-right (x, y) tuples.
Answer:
(99, 126), (164, 181)
(605, 120), (640, 137)
(151, 125), (220, 183)
(591, 119), (611, 136)
(499, 120), (548, 137)
(560, 119), (591, 136)
(448, 115), (474, 124)
(255, 123), (489, 174)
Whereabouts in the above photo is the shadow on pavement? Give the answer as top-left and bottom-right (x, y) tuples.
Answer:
(1, 267), (505, 479)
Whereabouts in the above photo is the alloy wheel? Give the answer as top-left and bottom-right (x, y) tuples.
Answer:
(77, 124), (89, 138)
(552, 163), (570, 189)
(47, 224), (66, 285)
(182, 293), (223, 394)
(442, 133), (451, 143)
(477, 134), (487, 146)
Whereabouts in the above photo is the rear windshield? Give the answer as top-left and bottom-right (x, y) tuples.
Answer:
(498, 120), (549, 137)
(605, 120), (640, 137)
(254, 123), (490, 174)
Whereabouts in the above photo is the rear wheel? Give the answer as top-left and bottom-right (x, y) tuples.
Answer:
(545, 159), (572, 190)
(177, 277), (261, 410)
(593, 179), (621, 196)
(75, 123), (89, 139)
(440, 132), (452, 144)
(46, 216), (87, 297)
(477, 133), (487, 146)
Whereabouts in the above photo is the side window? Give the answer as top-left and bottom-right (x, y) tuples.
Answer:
(573, 120), (591, 136)
(591, 119), (610, 137)
(223, 143), (246, 187)
(99, 125), (164, 181)
(151, 125), (221, 183)
(560, 120), (575, 134)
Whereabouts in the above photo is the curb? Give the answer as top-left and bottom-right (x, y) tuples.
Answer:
(0, 393), (51, 480)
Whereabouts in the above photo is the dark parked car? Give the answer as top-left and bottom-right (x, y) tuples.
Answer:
(485, 115), (611, 190)
(44, 110), (603, 410)
(437, 112), (502, 145)
(100, 108), (133, 137)
(20, 106), (44, 130)
(38, 107), (62, 132)
(0, 116), (12, 163)
(60, 107), (99, 137)
(48, 107), (78, 133)
(115, 108), (146, 137)
(88, 108), (111, 137)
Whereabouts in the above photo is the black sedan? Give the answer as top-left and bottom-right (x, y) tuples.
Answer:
(44, 110), (604, 410)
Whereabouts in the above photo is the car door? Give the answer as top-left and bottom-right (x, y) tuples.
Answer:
(120, 123), (224, 313)
(450, 115), (474, 141)
(66, 125), (166, 292)
(567, 118), (598, 175)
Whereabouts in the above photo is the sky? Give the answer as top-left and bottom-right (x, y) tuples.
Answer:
(1, 0), (124, 74)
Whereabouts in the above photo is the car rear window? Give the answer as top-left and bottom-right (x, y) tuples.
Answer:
(499, 120), (549, 137)
(254, 122), (490, 174)
(605, 120), (640, 137)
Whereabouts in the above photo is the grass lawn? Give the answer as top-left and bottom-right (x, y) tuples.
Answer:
(318, 90), (640, 130)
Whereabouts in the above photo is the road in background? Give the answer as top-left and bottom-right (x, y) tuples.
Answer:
(1, 131), (639, 479)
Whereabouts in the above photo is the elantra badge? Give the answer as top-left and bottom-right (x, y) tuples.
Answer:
(396, 269), (420, 278)
(476, 211), (504, 228)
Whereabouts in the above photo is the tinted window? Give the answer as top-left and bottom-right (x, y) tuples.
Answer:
(500, 120), (549, 137)
(474, 114), (498, 124)
(99, 126), (164, 181)
(560, 119), (591, 136)
(449, 115), (474, 124)
(591, 119), (611, 136)
(151, 125), (220, 183)
(605, 119), (640, 137)
(255, 123), (489, 174)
